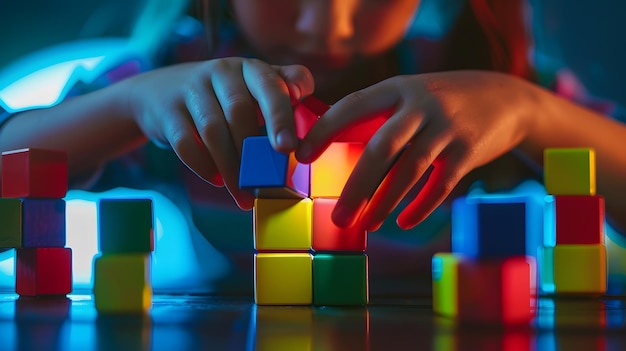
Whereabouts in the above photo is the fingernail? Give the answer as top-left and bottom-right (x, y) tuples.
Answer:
(288, 83), (302, 102)
(332, 204), (354, 228)
(366, 221), (383, 233)
(276, 129), (297, 150)
(210, 173), (224, 187)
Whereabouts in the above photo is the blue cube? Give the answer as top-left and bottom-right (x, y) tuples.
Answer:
(239, 136), (309, 198)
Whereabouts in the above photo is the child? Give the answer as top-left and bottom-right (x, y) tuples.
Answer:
(1, 0), (625, 295)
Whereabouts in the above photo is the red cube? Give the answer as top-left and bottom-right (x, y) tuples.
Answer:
(312, 198), (367, 252)
(457, 256), (536, 325)
(2, 148), (68, 198)
(555, 195), (604, 244)
(16, 247), (72, 296)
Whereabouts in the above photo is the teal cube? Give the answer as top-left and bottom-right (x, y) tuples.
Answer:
(313, 254), (368, 306)
(98, 199), (154, 254)
(0, 198), (22, 248)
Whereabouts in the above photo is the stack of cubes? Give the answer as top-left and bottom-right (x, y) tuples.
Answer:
(93, 198), (154, 313)
(543, 147), (606, 295)
(0, 148), (72, 297)
(240, 97), (368, 306)
(432, 194), (540, 324)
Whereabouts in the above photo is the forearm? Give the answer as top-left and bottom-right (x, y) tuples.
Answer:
(0, 82), (147, 178)
(517, 80), (626, 231)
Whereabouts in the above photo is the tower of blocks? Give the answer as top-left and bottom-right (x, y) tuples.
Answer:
(542, 147), (606, 295)
(432, 193), (539, 325)
(240, 96), (368, 306)
(93, 198), (154, 313)
(0, 148), (72, 297)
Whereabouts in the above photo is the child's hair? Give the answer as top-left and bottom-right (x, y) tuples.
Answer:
(194, 0), (534, 81)
(416, 0), (534, 80)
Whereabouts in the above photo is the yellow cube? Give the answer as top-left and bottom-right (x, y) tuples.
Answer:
(432, 253), (461, 317)
(544, 148), (595, 195)
(310, 142), (364, 198)
(254, 198), (312, 251)
(553, 244), (606, 295)
(255, 253), (312, 305)
(93, 253), (152, 313)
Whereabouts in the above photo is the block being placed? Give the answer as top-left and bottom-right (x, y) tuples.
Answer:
(93, 253), (152, 314)
(312, 253), (368, 306)
(0, 198), (21, 248)
(1, 148), (68, 198)
(553, 244), (606, 295)
(452, 195), (543, 259)
(254, 198), (312, 252)
(98, 198), (154, 254)
(311, 198), (366, 253)
(16, 247), (72, 296)
(240, 136), (309, 198)
(293, 96), (328, 139)
(432, 253), (462, 317)
(457, 256), (537, 325)
(544, 148), (595, 195)
(255, 253), (313, 305)
(310, 142), (363, 198)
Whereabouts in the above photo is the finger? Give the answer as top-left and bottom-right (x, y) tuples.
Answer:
(159, 105), (222, 187)
(357, 125), (453, 232)
(211, 68), (260, 156)
(296, 83), (397, 163)
(185, 82), (255, 210)
(272, 64), (315, 104)
(242, 59), (297, 153)
(330, 107), (427, 228)
(396, 150), (470, 229)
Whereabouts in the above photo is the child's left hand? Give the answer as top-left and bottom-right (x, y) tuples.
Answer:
(296, 70), (538, 231)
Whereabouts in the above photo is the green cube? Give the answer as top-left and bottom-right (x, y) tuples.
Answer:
(98, 199), (154, 254)
(432, 253), (461, 317)
(0, 198), (22, 248)
(313, 254), (368, 306)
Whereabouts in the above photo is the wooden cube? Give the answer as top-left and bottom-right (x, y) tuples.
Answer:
(255, 253), (312, 305)
(452, 197), (528, 258)
(1, 148), (67, 198)
(310, 142), (363, 198)
(254, 198), (312, 252)
(293, 96), (328, 139)
(432, 253), (462, 317)
(98, 199), (154, 254)
(544, 148), (595, 195)
(239, 136), (309, 198)
(554, 195), (604, 245)
(553, 244), (606, 295)
(312, 198), (366, 252)
(457, 257), (536, 324)
(22, 199), (66, 248)
(0, 198), (22, 248)
(312, 253), (368, 306)
(16, 247), (72, 296)
(93, 253), (152, 314)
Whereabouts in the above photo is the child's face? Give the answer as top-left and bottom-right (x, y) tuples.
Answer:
(231, 0), (421, 71)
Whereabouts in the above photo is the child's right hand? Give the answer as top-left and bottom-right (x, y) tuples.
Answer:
(120, 58), (314, 210)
